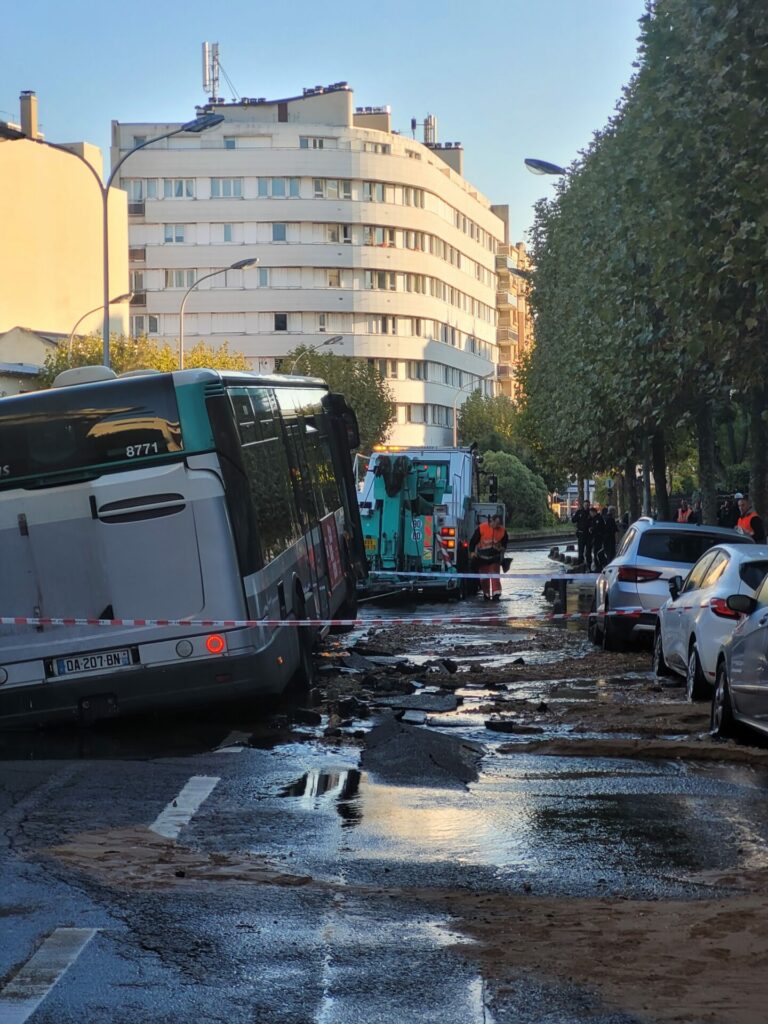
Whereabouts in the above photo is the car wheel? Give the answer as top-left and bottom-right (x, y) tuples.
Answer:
(653, 628), (674, 677)
(602, 602), (622, 652)
(587, 597), (603, 646)
(686, 643), (709, 702)
(711, 660), (735, 739)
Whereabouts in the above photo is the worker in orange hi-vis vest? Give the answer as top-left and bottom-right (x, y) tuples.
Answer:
(735, 495), (767, 543)
(469, 514), (508, 601)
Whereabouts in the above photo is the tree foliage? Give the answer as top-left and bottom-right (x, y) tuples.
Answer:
(281, 347), (395, 452)
(481, 451), (553, 530)
(521, 0), (768, 523)
(38, 334), (249, 387)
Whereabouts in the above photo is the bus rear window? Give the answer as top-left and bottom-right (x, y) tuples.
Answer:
(0, 376), (183, 483)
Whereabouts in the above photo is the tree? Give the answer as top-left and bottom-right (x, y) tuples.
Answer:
(38, 334), (250, 387)
(281, 348), (395, 452)
(480, 450), (553, 530)
(457, 392), (518, 452)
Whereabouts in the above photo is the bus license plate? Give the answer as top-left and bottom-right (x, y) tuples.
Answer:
(53, 648), (132, 676)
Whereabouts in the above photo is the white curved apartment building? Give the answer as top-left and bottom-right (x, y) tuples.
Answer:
(114, 83), (505, 444)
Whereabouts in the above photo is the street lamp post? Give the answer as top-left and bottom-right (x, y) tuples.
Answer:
(524, 157), (567, 176)
(68, 293), (133, 357)
(178, 258), (260, 369)
(289, 336), (343, 375)
(452, 370), (495, 446)
(41, 113), (225, 369)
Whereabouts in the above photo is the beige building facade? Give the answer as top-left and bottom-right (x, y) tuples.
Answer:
(496, 241), (533, 400)
(0, 92), (129, 352)
(114, 84), (505, 444)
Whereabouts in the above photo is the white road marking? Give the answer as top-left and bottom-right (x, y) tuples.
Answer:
(149, 775), (220, 838)
(0, 927), (97, 1024)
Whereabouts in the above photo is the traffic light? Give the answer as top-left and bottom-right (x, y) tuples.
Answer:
(488, 474), (498, 502)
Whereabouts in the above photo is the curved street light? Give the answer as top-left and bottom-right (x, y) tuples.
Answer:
(452, 370), (495, 446)
(68, 293), (133, 357)
(178, 258), (260, 369)
(524, 157), (567, 176)
(289, 335), (343, 375)
(41, 113), (225, 368)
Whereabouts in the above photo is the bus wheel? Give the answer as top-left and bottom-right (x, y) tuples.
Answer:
(292, 624), (315, 690)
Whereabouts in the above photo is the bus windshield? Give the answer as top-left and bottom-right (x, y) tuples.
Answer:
(0, 375), (183, 486)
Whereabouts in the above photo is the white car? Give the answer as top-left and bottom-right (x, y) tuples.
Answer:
(653, 543), (768, 700)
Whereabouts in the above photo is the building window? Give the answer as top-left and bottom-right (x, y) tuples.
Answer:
(362, 141), (391, 154)
(402, 187), (425, 208)
(163, 224), (186, 243)
(364, 270), (396, 291)
(223, 223), (233, 242)
(125, 179), (158, 201)
(300, 136), (332, 149)
(163, 178), (194, 199)
(313, 178), (352, 200)
(319, 313), (327, 333)
(327, 224), (352, 244)
(223, 137), (236, 149)
(164, 269), (197, 288)
(211, 177), (243, 198)
(258, 268), (269, 286)
(258, 177), (301, 198)
(364, 226), (395, 247)
(272, 223), (287, 242)
(327, 269), (341, 287)
(129, 270), (144, 291)
(133, 135), (147, 147)
(407, 361), (428, 381)
(274, 313), (288, 331)
(363, 181), (386, 202)
(369, 315), (396, 335)
(368, 358), (397, 379)
(131, 314), (158, 335)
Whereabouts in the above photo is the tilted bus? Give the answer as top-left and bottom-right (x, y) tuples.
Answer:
(0, 367), (365, 727)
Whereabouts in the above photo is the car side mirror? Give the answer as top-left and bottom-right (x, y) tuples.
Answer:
(669, 575), (683, 599)
(727, 594), (757, 615)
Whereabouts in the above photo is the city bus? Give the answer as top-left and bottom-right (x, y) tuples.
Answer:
(0, 367), (365, 728)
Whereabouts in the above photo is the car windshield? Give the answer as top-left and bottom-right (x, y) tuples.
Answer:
(740, 561), (768, 591)
(638, 530), (752, 565)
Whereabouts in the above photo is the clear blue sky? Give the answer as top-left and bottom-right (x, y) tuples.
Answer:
(2, 0), (644, 241)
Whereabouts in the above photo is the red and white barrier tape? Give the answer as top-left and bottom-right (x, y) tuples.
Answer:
(369, 570), (598, 582)
(0, 609), (647, 629)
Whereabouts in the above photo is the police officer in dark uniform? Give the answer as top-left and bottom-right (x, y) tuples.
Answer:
(571, 500), (591, 568)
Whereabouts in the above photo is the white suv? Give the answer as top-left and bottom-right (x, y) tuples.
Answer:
(589, 518), (753, 651)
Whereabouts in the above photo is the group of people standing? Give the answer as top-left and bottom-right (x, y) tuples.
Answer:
(571, 501), (620, 572)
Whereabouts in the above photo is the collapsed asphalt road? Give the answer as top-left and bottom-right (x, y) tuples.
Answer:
(3, 544), (768, 1023)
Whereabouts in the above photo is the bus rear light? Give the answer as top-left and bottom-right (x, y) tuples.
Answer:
(444, 539), (455, 549)
(175, 640), (193, 658)
(440, 527), (456, 537)
(206, 634), (226, 655)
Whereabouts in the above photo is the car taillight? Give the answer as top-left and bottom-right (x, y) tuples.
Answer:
(709, 597), (741, 620)
(617, 566), (663, 583)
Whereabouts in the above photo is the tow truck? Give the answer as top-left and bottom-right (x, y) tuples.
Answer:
(356, 445), (505, 596)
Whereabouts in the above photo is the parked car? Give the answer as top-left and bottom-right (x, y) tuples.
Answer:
(589, 518), (754, 651)
(711, 578), (768, 742)
(653, 544), (768, 700)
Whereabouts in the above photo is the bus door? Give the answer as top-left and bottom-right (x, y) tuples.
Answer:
(279, 406), (331, 621)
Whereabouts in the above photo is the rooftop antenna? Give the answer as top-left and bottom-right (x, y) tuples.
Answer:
(202, 41), (220, 102)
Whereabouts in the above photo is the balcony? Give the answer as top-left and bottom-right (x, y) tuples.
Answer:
(496, 290), (517, 308)
(128, 201), (145, 216)
(128, 247), (146, 262)
(497, 326), (519, 344)
(495, 254), (518, 272)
